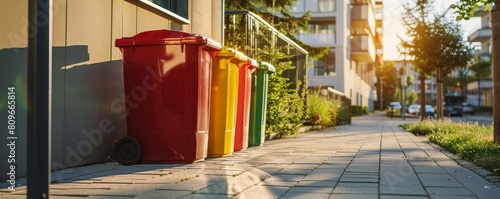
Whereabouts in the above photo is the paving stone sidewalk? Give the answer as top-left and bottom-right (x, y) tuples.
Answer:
(2, 113), (500, 198)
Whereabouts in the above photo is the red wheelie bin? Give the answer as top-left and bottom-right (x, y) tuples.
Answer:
(234, 59), (259, 152)
(114, 30), (221, 164)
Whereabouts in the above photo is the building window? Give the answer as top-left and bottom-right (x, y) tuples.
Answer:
(314, 50), (335, 76)
(151, 0), (188, 18)
(306, 0), (319, 12)
(291, 0), (306, 12)
(319, 0), (336, 12)
(140, 0), (189, 23)
(303, 0), (336, 12)
(305, 21), (335, 34)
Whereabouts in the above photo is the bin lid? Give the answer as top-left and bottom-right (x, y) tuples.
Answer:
(247, 58), (259, 70)
(218, 47), (248, 62)
(115, 30), (221, 50)
(258, 61), (276, 73)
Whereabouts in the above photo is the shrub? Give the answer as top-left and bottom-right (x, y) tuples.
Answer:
(351, 105), (367, 116)
(336, 104), (351, 125)
(306, 91), (342, 126)
(401, 121), (500, 174)
(266, 72), (306, 135)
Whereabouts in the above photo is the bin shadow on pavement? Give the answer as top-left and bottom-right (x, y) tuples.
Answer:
(2, 113), (500, 198)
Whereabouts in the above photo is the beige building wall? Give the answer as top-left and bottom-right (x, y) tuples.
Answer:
(0, 0), (223, 178)
(0, 0), (29, 181)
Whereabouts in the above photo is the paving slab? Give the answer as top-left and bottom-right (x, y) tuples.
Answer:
(233, 185), (290, 199)
(418, 173), (464, 188)
(425, 187), (474, 196)
(380, 196), (429, 199)
(4, 114), (500, 199)
(287, 186), (334, 193)
(295, 180), (337, 187)
(284, 163), (320, 170)
(332, 186), (378, 195)
(345, 164), (379, 173)
(413, 165), (448, 174)
(276, 168), (313, 175)
(134, 190), (191, 199)
(380, 185), (427, 196)
(257, 180), (298, 187)
(302, 169), (343, 181)
(281, 192), (330, 199)
(329, 194), (378, 199)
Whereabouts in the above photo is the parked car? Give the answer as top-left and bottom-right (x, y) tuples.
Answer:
(407, 104), (420, 115)
(462, 103), (474, 115)
(444, 104), (462, 117)
(388, 101), (402, 111)
(423, 105), (435, 118)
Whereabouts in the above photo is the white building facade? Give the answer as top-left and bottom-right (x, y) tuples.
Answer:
(391, 60), (438, 105)
(291, 0), (383, 111)
(467, 9), (494, 107)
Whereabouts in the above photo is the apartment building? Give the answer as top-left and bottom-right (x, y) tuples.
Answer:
(467, 8), (494, 107)
(291, 0), (383, 111)
(390, 60), (438, 105)
(0, 0), (223, 178)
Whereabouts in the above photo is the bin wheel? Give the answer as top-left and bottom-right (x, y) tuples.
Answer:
(113, 137), (142, 165)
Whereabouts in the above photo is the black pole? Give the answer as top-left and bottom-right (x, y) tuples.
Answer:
(27, 0), (51, 198)
(493, 1), (500, 143)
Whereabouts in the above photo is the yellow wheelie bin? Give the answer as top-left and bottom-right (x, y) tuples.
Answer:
(208, 47), (249, 157)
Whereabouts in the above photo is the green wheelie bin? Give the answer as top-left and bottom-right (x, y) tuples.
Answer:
(248, 61), (276, 147)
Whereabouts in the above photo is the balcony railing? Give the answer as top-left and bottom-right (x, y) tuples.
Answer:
(351, 34), (376, 62)
(225, 10), (309, 90)
(473, 5), (492, 17)
(375, 54), (383, 67)
(295, 33), (335, 47)
(374, 31), (382, 48)
(468, 27), (492, 42)
(351, 0), (373, 5)
(351, 2), (375, 34)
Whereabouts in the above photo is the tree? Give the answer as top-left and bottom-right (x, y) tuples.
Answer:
(442, 65), (471, 101)
(469, 55), (492, 107)
(451, 0), (500, 144)
(400, 0), (471, 121)
(407, 75), (414, 87)
(375, 61), (399, 109)
(407, 89), (418, 105)
(455, 65), (471, 96)
(394, 88), (402, 103)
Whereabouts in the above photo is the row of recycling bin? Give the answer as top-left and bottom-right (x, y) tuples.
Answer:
(113, 30), (276, 165)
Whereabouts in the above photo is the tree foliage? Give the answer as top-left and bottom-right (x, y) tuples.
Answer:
(470, 56), (493, 82)
(406, 75), (414, 87)
(400, 0), (471, 76)
(450, 0), (499, 143)
(406, 89), (418, 105)
(400, 0), (472, 120)
(394, 88), (402, 102)
(375, 61), (399, 108)
(450, 0), (494, 20)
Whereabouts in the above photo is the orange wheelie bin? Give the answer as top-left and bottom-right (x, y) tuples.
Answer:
(208, 47), (248, 157)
